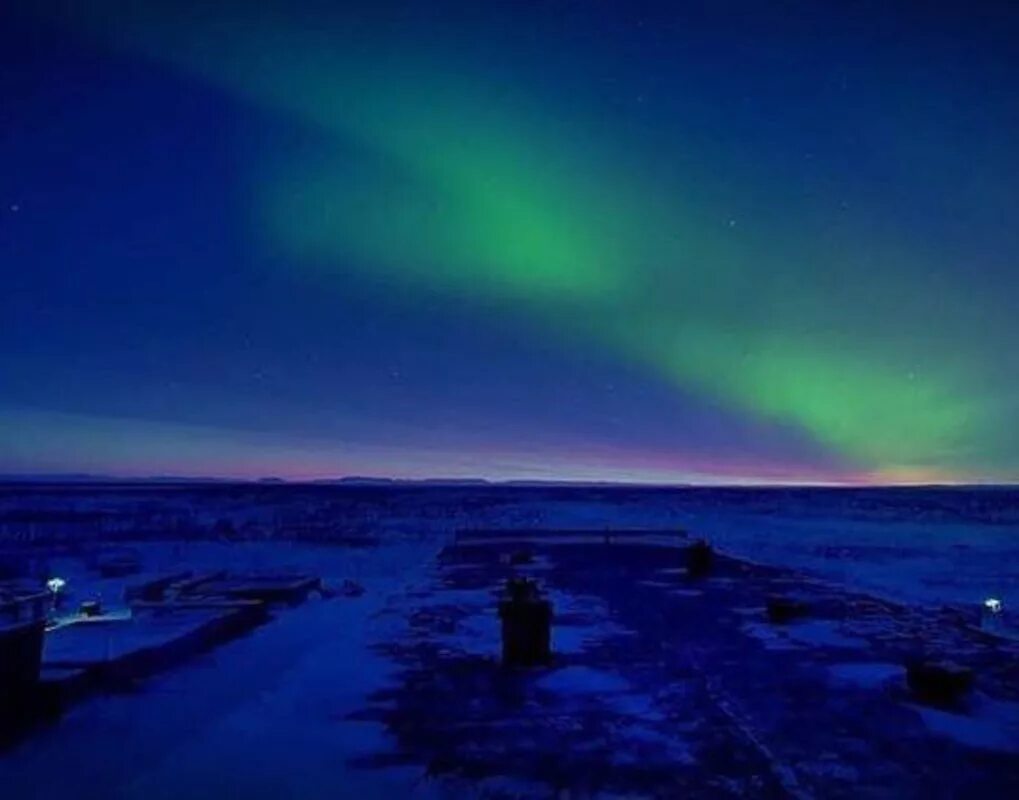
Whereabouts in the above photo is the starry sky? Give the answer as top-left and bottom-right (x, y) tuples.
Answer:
(2, 1), (1017, 484)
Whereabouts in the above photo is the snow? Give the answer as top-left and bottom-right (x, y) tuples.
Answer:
(460, 488), (1018, 615)
(914, 696), (1019, 753)
(0, 537), (447, 800)
(2, 484), (1018, 796)
(827, 662), (905, 689)
(536, 666), (631, 695)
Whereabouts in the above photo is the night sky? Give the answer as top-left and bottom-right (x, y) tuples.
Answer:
(2, 1), (1017, 484)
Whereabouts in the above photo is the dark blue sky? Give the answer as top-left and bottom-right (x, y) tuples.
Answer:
(2, 1), (1017, 483)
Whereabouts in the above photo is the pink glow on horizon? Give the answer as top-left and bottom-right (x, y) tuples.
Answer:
(64, 442), (874, 486)
(7, 407), (999, 486)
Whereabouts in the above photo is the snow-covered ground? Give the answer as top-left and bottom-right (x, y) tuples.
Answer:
(455, 487), (1019, 615)
(2, 483), (1016, 620)
(1, 485), (1017, 797)
(0, 537), (449, 799)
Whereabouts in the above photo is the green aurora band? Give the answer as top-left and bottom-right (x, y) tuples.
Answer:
(41, 1), (1018, 482)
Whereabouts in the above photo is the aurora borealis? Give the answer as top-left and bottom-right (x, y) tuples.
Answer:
(2, 1), (1017, 483)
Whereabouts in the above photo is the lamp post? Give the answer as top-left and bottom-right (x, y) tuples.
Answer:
(981, 597), (1003, 633)
(46, 577), (66, 611)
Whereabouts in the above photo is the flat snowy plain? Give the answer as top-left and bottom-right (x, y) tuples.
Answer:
(0, 483), (1015, 797)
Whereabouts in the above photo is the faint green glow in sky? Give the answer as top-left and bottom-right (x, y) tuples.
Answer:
(35, 0), (1017, 482)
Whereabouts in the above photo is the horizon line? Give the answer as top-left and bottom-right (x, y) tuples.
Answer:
(0, 473), (1015, 490)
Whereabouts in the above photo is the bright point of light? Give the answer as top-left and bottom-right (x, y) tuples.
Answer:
(984, 597), (1002, 614)
(46, 577), (66, 594)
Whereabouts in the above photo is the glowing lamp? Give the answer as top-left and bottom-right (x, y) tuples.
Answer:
(46, 577), (67, 594)
(984, 598), (1002, 614)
